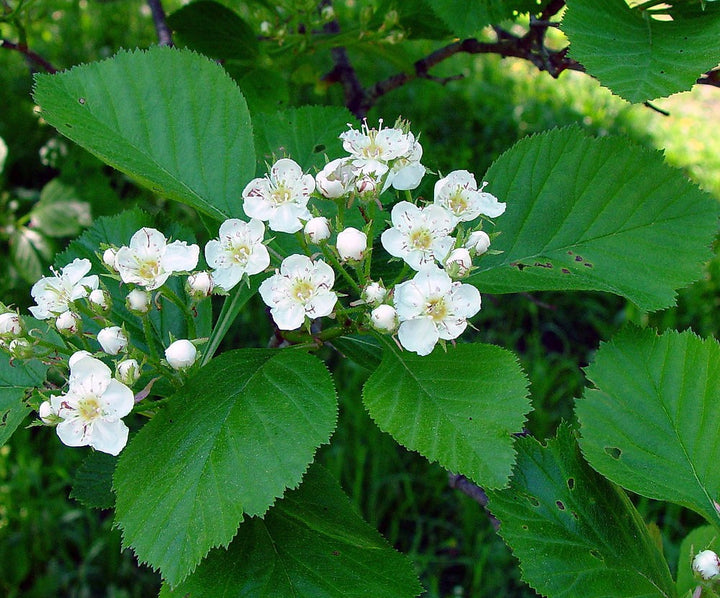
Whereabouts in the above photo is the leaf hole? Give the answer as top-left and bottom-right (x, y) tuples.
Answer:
(65, 124), (73, 128)
(527, 496), (540, 507)
(571, 511), (579, 520)
(604, 446), (622, 460)
(313, 144), (326, 153)
(561, 268), (570, 274)
(584, 262), (593, 268)
(78, 97), (86, 104)
(0, 410), (8, 426)
(555, 500), (565, 511)
(589, 549), (604, 561)
(575, 255), (583, 262)
(567, 477), (575, 490)
(521, 524), (528, 530)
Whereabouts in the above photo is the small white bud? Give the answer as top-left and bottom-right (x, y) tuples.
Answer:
(316, 158), (354, 199)
(68, 350), (93, 368)
(165, 339), (197, 370)
(336, 227), (367, 261)
(0, 312), (23, 338)
(126, 289), (151, 315)
(88, 288), (110, 312)
(186, 271), (214, 299)
(97, 326), (128, 355)
(39, 401), (59, 424)
(355, 175), (377, 196)
(444, 247), (473, 278)
(116, 358), (141, 385)
(103, 248), (118, 270)
(304, 217), (331, 244)
(259, 20), (272, 35)
(9, 338), (32, 359)
(465, 230), (491, 256)
(55, 311), (81, 335)
(370, 304), (398, 333)
(362, 282), (387, 306)
(693, 549), (720, 580)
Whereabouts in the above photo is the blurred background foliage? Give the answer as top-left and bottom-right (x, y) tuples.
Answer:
(1, 0), (718, 596)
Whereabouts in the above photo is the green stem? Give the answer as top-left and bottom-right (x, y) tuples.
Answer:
(142, 315), (161, 363)
(321, 245), (362, 295)
(159, 286), (197, 339)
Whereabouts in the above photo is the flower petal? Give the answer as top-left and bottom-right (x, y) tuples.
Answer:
(162, 241), (199, 273)
(90, 419), (129, 455)
(398, 318), (438, 356)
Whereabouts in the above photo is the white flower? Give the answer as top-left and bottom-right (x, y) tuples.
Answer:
(383, 132), (425, 192)
(97, 326), (128, 355)
(69, 350), (93, 368)
(434, 171), (505, 221)
(336, 227), (367, 261)
(0, 312), (23, 338)
(381, 202), (455, 270)
(394, 266), (481, 356)
(103, 248), (118, 270)
(355, 175), (378, 196)
(186, 271), (214, 299)
(242, 158), (314, 233)
(50, 354), (134, 455)
(0, 136), (7, 174)
(88, 289), (110, 311)
(370, 304), (397, 332)
(465, 230), (491, 255)
(259, 255), (337, 330)
(444, 247), (473, 278)
(55, 311), (81, 335)
(116, 358), (141, 385)
(29, 258), (99, 320)
(115, 228), (199, 291)
(362, 282), (387, 305)
(39, 400), (58, 424)
(316, 158), (355, 198)
(126, 289), (151, 314)
(205, 219), (270, 292)
(304, 217), (331, 244)
(165, 339), (197, 370)
(693, 550), (720, 580)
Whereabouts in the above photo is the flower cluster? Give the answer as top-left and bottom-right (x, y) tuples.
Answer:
(3, 118), (505, 455)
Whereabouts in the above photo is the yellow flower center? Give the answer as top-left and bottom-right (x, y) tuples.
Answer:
(77, 396), (102, 422)
(426, 297), (448, 322)
(137, 259), (160, 281)
(271, 183), (293, 205)
(231, 243), (251, 265)
(448, 191), (467, 215)
(291, 279), (315, 303)
(408, 228), (433, 250)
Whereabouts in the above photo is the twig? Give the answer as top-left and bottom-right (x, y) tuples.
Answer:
(146, 0), (173, 47)
(1, 39), (56, 73)
(698, 68), (720, 88)
(448, 473), (500, 530)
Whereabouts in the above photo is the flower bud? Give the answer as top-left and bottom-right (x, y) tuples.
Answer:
(97, 326), (128, 355)
(336, 227), (367, 261)
(88, 288), (111, 312)
(316, 158), (354, 199)
(103, 248), (118, 271)
(9, 338), (33, 359)
(465, 230), (491, 256)
(126, 289), (151, 315)
(165, 339), (197, 370)
(116, 358), (141, 385)
(693, 549), (720, 580)
(69, 350), (93, 368)
(304, 217), (331, 244)
(39, 401), (60, 425)
(444, 247), (472, 278)
(55, 311), (81, 336)
(0, 312), (23, 338)
(186, 271), (214, 299)
(370, 304), (398, 333)
(362, 282), (387, 306)
(355, 175), (377, 196)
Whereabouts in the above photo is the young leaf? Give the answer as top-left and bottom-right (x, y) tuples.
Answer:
(159, 464), (423, 598)
(469, 127), (719, 311)
(676, 526), (717, 597)
(0, 354), (47, 447)
(362, 341), (529, 489)
(33, 47), (255, 221)
(577, 328), (720, 529)
(487, 425), (677, 598)
(563, 0), (720, 103)
(114, 349), (337, 586)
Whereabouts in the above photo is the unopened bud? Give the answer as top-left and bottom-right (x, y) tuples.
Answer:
(186, 271), (214, 299)
(126, 289), (151, 315)
(336, 227), (367, 261)
(444, 248), (472, 278)
(88, 288), (111, 312)
(465, 230), (491, 256)
(165, 339), (197, 370)
(103, 248), (118, 271)
(370, 304), (398, 333)
(0, 312), (23, 338)
(355, 176), (377, 196)
(116, 358), (141, 385)
(9, 338), (33, 359)
(97, 326), (128, 355)
(362, 282), (386, 306)
(39, 401), (60, 425)
(56, 311), (81, 336)
(316, 159), (354, 199)
(304, 217), (331, 244)
(693, 550), (720, 580)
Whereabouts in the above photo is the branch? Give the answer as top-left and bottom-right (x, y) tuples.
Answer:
(698, 68), (720, 88)
(447, 473), (499, 530)
(0, 39), (56, 73)
(146, 0), (173, 47)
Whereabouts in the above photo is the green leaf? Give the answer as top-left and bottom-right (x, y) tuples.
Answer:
(333, 334), (383, 371)
(563, 0), (720, 103)
(9, 227), (54, 284)
(31, 179), (92, 238)
(70, 451), (116, 510)
(168, 1), (259, 61)
(469, 127), (719, 311)
(487, 425), (677, 598)
(33, 46), (255, 221)
(428, 0), (542, 37)
(253, 105), (354, 174)
(676, 525), (716, 597)
(577, 328), (720, 529)
(114, 349), (338, 586)
(363, 341), (529, 489)
(0, 353), (47, 447)
(224, 65), (290, 114)
(160, 464), (422, 597)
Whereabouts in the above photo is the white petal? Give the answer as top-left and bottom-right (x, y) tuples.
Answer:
(211, 266), (243, 292)
(390, 201), (420, 231)
(380, 228), (408, 259)
(271, 158), (303, 182)
(305, 291), (337, 319)
(272, 302), (305, 330)
(437, 317), (467, 340)
(62, 258), (93, 284)
(100, 379), (135, 418)
(56, 417), (89, 447)
(398, 318), (438, 356)
(89, 419), (129, 455)
(162, 241), (199, 273)
(450, 283), (482, 318)
(478, 192), (506, 218)
(269, 204), (303, 233)
(391, 162), (425, 190)
(129, 228), (167, 259)
(204, 239), (224, 268)
(243, 194), (274, 221)
(245, 245), (270, 275)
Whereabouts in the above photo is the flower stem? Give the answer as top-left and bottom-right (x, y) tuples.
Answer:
(141, 315), (161, 363)
(159, 286), (197, 339)
(320, 245), (361, 295)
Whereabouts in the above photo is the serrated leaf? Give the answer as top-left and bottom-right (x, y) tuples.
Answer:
(160, 464), (422, 598)
(114, 349), (337, 586)
(0, 354), (48, 446)
(10, 227), (54, 284)
(70, 451), (116, 510)
(363, 341), (529, 489)
(469, 127), (719, 311)
(577, 328), (720, 529)
(168, 1), (259, 60)
(33, 47), (254, 221)
(429, 0), (542, 37)
(253, 105), (354, 173)
(563, 0), (720, 103)
(487, 425), (676, 598)
(31, 179), (92, 237)
(332, 334), (383, 371)
(676, 526), (716, 597)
